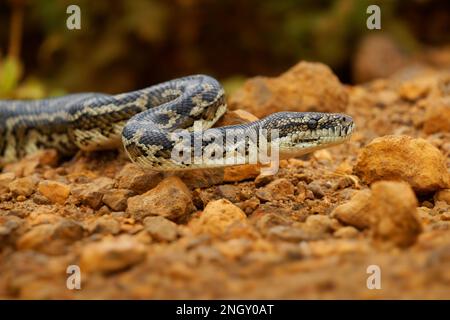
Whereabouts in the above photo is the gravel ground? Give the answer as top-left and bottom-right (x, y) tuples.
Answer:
(0, 61), (449, 299)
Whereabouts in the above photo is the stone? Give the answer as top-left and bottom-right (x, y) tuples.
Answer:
(166, 168), (224, 189)
(102, 188), (136, 211)
(127, 176), (194, 221)
(37, 180), (71, 205)
(193, 199), (247, 236)
(116, 163), (163, 194)
(354, 135), (450, 194)
(215, 185), (240, 203)
(333, 226), (359, 239)
(8, 176), (38, 197)
(213, 109), (259, 127)
(71, 177), (116, 209)
(435, 189), (450, 204)
(17, 219), (84, 254)
(144, 216), (178, 242)
(267, 225), (322, 242)
(256, 178), (295, 201)
(332, 189), (372, 229)
(303, 215), (334, 235)
(423, 97), (450, 134)
(369, 181), (422, 248)
(223, 164), (260, 182)
(87, 216), (121, 235)
(80, 235), (146, 273)
(306, 181), (325, 199)
(228, 61), (348, 118)
(0, 172), (15, 194)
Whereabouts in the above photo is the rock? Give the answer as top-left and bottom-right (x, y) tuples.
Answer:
(144, 216), (178, 242)
(215, 185), (240, 203)
(193, 199), (247, 237)
(354, 135), (450, 194)
(71, 177), (116, 209)
(228, 61), (348, 118)
(17, 219), (84, 254)
(267, 225), (322, 242)
(80, 235), (146, 273)
(333, 226), (359, 238)
(223, 164), (260, 182)
(352, 34), (409, 83)
(8, 176), (38, 197)
(398, 76), (434, 101)
(423, 97), (450, 134)
(256, 178), (295, 201)
(213, 109), (259, 127)
(0, 215), (25, 246)
(2, 149), (59, 177)
(254, 174), (274, 187)
(306, 181), (325, 199)
(102, 188), (136, 211)
(87, 216), (121, 235)
(0, 172), (15, 194)
(37, 180), (71, 205)
(435, 189), (450, 204)
(167, 168), (224, 189)
(127, 176), (194, 221)
(332, 190), (372, 229)
(304, 215), (334, 234)
(369, 181), (422, 248)
(116, 163), (163, 194)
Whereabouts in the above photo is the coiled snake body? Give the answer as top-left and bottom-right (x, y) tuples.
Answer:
(0, 75), (354, 170)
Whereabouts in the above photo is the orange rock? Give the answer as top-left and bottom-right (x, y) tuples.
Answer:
(369, 181), (422, 248)
(423, 97), (450, 134)
(213, 109), (259, 127)
(223, 164), (260, 182)
(116, 163), (163, 194)
(255, 178), (295, 201)
(435, 189), (450, 204)
(332, 189), (372, 229)
(37, 180), (71, 205)
(80, 235), (146, 273)
(192, 199), (247, 237)
(354, 135), (450, 194)
(8, 176), (38, 197)
(228, 61), (348, 117)
(333, 181), (422, 248)
(127, 176), (194, 221)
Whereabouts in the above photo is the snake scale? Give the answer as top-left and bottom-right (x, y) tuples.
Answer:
(0, 75), (354, 170)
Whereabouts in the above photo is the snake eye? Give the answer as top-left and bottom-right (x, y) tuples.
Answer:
(307, 119), (317, 130)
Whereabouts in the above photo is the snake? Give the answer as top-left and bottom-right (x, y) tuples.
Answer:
(0, 74), (355, 170)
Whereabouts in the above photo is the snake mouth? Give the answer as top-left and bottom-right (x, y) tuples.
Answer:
(281, 122), (355, 148)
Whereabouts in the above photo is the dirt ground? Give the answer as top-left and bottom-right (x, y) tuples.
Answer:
(0, 60), (449, 299)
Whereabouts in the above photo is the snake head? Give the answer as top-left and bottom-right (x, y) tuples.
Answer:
(261, 112), (355, 157)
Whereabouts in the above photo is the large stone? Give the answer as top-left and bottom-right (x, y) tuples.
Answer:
(354, 135), (450, 194)
(71, 177), (116, 209)
(256, 178), (295, 201)
(127, 176), (194, 221)
(102, 188), (136, 211)
(116, 163), (163, 194)
(228, 61), (348, 117)
(80, 235), (146, 273)
(192, 199), (248, 237)
(37, 180), (71, 205)
(8, 176), (38, 197)
(423, 97), (450, 134)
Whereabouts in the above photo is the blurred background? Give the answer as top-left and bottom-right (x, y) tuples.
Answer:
(0, 0), (449, 98)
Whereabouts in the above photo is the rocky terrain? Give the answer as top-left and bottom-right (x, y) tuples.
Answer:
(0, 61), (449, 299)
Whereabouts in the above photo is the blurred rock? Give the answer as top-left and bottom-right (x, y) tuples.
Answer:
(354, 135), (450, 194)
(37, 180), (71, 205)
(214, 109), (259, 127)
(435, 189), (450, 204)
(192, 199), (247, 237)
(353, 34), (409, 83)
(256, 178), (295, 201)
(332, 190), (372, 229)
(80, 235), (146, 273)
(87, 216), (121, 235)
(3, 149), (59, 177)
(223, 164), (260, 182)
(8, 176), (38, 197)
(127, 176), (194, 221)
(102, 188), (136, 211)
(370, 181), (422, 248)
(116, 163), (163, 194)
(144, 216), (178, 242)
(423, 97), (450, 134)
(71, 177), (115, 209)
(229, 61), (348, 117)
(0, 172), (15, 194)
(167, 168), (224, 189)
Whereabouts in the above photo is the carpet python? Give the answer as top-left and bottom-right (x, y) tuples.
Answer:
(0, 74), (354, 170)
